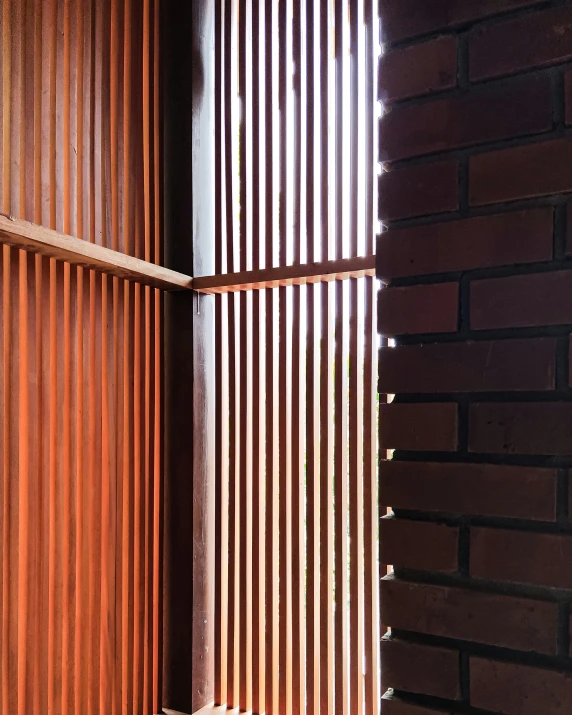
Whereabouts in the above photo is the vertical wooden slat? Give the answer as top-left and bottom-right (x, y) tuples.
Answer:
(292, 4), (306, 714)
(334, 278), (349, 715)
(152, 0), (163, 706)
(142, 0), (153, 679)
(47, 260), (57, 715)
(54, 0), (64, 234)
(10, 0), (21, 217)
(110, 8), (124, 706)
(74, 264), (86, 713)
(2, 0), (11, 217)
(278, 0), (293, 711)
(152, 284), (162, 714)
(291, 284), (305, 715)
(33, 254), (44, 715)
(251, 0), (265, 711)
(238, 288), (253, 713)
(24, 255), (38, 715)
(278, 281), (293, 715)
(348, 1), (364, 712)
(143, 280), (152, 714)
(67, 5), (79, 710)
(214, 286), (229, 706)
(113, 275), (123, 715)
(53, 2), (65, 704)
(33, 4), (46, 709)
(251, 283), (265, 714)
(0, 0), (5, 210)
(62, 262), (72, 715)
(17, 249), (29, 715)
(133, 279), (142, 713)
(264, 0), (280, 710)
(225, 0), (240, 706)
(227, 289), (240, 709)
(319, 5), (334, 715)
(123, 0), (132, 256)
(3, 251), (16, 715)
(122, 280), (134, 715)
(8, 252), (19, 715)
(142, 0), (153, 706)
(349, 279), (364, 715)
(19, 2), (34, 711)
(306, 280), (321, 715)
(238, 1), (253, 710)
(214, 0), (228, 705)
(122, 1), (134, 705)
(68, 0), (78, 239)
(305, 0), (321, 711)
(110, 274), (118, 715)
(98, 0), (111, 703)
(334, 0), (349, 712)
(363, 276), (378, 715)
(0, 244), (6, 715)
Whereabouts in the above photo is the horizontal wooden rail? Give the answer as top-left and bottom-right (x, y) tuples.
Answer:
(193, 255), (376, 294)
(0, 213), (193, 291)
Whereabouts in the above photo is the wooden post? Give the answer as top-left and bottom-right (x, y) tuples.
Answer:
(162, 0), (215, 712)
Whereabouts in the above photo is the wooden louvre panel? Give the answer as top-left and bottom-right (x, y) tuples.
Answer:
(212, 1), (380, 714)
(0, 1), (163, 714)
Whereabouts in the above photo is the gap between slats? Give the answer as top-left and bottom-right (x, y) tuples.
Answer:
(212, 2), (380, 715)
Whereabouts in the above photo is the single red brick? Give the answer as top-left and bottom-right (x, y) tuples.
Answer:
(381, 0), (544, 43)
(381, 637), (461, 700)
(380, 517), (459, 573)
(379, 37), (457, 103)
(378, 283), (459, 336)
(381, 696), (446, 715)
(380, 460), (557, 521)
(378, 338), (555, 394)
(470, 402), (572, 456)
(471, 270), (572, 330)
(377, 208), (553, 280)
(471, 658), (572, 715)
(566, 72), (572, 125)
(379, 403), (458, 451)
(380, 77), (552, 162)
(380, 577), (557, 653)
(471, 527), (572, 589)
(470, 7), (572, 80)
(470, 138), (572, 206)
(379, 160), (458, 221)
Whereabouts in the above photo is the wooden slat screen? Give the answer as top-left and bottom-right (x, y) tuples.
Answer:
(212, 1), (380, 714)
(0, 1), (163, 714)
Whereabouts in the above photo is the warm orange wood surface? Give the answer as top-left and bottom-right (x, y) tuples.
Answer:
(0, 214), (192, 290)
(0, 1), (163, 714)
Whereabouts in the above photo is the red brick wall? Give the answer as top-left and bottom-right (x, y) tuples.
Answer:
(377, 2), (572, 714)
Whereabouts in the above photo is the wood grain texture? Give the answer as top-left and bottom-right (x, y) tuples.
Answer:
(0, 2), (163, 713)
(0, 214), (191, 290)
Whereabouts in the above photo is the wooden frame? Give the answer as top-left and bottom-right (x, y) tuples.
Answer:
(0, 213), (192, 291)
(192, 255), (376, 294)
(0, 213), (375, 296)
